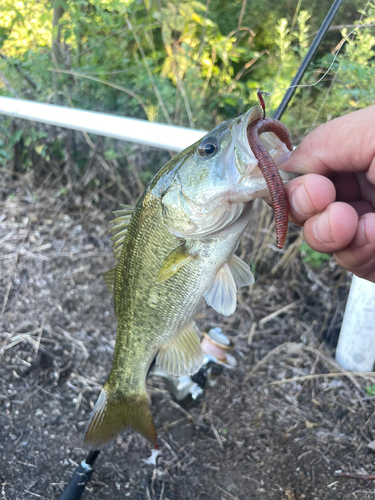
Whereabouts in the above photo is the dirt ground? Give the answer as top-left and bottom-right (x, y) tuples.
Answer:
(1, 170), (375, 500)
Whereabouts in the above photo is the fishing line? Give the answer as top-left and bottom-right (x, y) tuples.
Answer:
(308, 0), (373, 128)
(266, 17), (375, 99)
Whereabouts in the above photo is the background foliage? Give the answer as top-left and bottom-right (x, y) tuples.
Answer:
(0, 0), (374, 201)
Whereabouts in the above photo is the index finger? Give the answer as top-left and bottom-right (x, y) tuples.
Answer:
(282, 106), (375, 184)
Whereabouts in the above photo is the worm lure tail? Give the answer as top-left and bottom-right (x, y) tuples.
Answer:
(247, 116), (293, 249)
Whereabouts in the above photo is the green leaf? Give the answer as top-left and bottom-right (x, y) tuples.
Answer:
(104, 149), (117, 161)
(9, 129), (23, 146)
(40, 13), (51, 24)
(0, 150), (10, 159)
(34, 144), (44, 155)
(223, 96), (237, 107)
(366, 384), (375, 397)
(300, 243), (331, 268)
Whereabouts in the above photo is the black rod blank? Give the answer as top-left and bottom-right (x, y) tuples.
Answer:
(273, 0), (343, 120)
(58, 451), (101, 500)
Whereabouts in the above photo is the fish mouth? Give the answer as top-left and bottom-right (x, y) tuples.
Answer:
(229, 107), (292, 200)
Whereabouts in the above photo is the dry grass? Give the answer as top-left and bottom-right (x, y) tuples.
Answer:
(1, 169), (374, 500)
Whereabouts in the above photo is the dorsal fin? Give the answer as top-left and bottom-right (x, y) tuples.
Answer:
(103, 205), (135, 300)
(156, 323), (203, 376)
(204, 263), (237, 316)
(109, 204), (135, 259)
(103, 267), (116, 295)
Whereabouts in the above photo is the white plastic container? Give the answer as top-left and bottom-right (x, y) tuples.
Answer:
(335, 275), (375, 372)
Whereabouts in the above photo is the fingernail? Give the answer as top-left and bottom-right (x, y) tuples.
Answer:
(274, 151), (292, 166)
(351, 217), (368, 248)
(291, 184), (315, 216)
(313, 212), (334, 244)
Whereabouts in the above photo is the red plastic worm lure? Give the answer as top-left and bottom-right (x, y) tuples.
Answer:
(247, 91), (293, 249)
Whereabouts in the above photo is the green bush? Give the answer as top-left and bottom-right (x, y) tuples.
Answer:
(0, 0), (373, 189)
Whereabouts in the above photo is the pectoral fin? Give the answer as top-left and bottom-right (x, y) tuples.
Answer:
(156, 323), (203, 376)
(204, 263), (237, 316)
(157, 244), (193, 283)
(228, 254), (254, 287)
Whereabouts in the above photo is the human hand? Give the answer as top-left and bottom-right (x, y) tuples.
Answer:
(281, 106), (375, 282)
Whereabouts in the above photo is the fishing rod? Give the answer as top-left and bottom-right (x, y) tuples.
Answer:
(57, 2), (342, 497)
(58, 450), (100, 500)
(273, 0), (343, 120)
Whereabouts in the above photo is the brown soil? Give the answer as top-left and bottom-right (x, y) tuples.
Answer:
(1, 171), (375, 500)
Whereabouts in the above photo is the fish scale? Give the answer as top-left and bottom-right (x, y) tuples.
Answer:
(83, 106), (292, 449)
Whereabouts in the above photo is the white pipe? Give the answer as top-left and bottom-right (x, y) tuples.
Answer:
(336, 275), (375, 372)
(0, 97), (207, 152)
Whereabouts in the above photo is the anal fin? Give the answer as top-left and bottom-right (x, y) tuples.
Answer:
(156, 323), (203, 376)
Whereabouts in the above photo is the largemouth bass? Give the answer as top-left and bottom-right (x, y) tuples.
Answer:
(84, 106), (292, 449)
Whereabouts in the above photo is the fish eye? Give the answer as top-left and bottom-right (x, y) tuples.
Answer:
(197, 137), (218, 157)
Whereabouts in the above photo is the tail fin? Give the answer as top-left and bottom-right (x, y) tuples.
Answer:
(83, 388), (157, 449)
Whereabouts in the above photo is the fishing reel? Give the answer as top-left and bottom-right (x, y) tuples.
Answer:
(148, 327), (236, 408)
